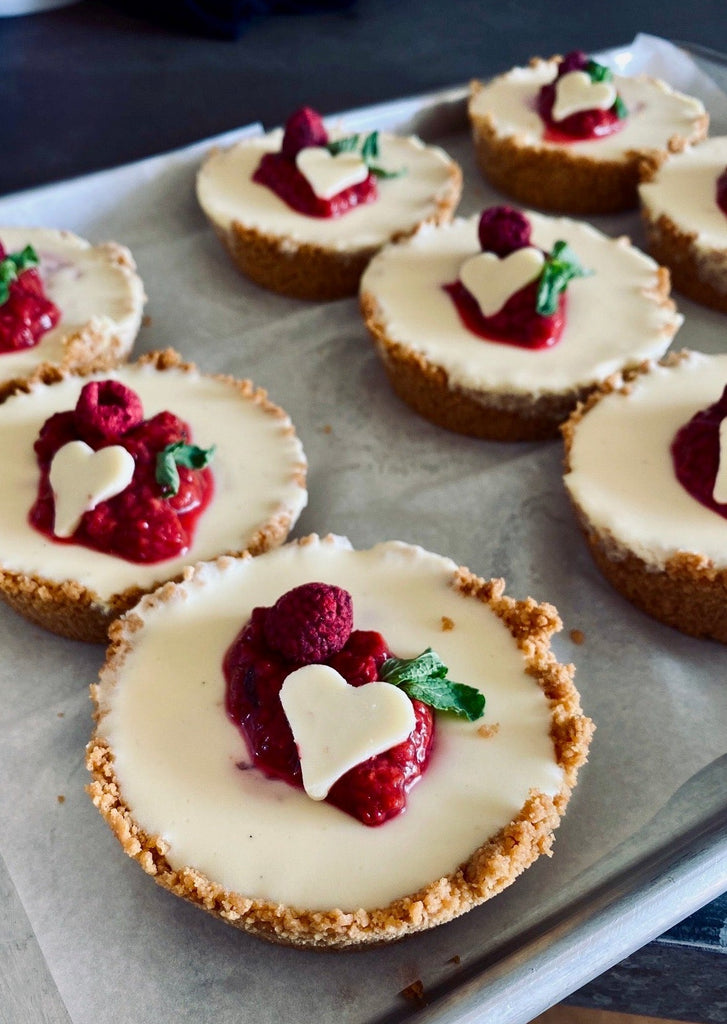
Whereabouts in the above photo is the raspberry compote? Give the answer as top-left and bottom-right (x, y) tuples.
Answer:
(253, 106), (378, 218)
(30, 379), (214, 563)
(0, 242), (61, 353)
(444, 206), (566, 350)
(224, 581), (435, 827)
(671, 384), (727, 519)
(717, 167), (727, 217)
(537, 50), (625, 143)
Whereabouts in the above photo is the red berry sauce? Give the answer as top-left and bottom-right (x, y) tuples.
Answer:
(716, 167), (727, 216)
(444, 205), (565, 349)
(537, 51), (624, 143)
(29, 379), (214, 563)
(671, 384), (727, 518)
(253, 105), (378, 219)
(224, 582), (435, 827)
(0, 241), (61, 354)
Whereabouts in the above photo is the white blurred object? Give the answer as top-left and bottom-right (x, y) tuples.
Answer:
(0, 0), (81, 15)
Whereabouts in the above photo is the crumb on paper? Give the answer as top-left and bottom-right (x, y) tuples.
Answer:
(441, 615), (454, 631)
(57, 795), (65, 804)
(478, 722), (500, 739)
(142, 314), (153, 327)
(447, 954), (461, 965)
(57, 712), (64, 718)
(399, 980), (427, 1006)
(322, 424), (333, 434)
(570, 628), (585, 645)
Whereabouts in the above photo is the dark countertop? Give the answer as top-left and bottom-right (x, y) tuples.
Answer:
(1, 2), (726, 1021)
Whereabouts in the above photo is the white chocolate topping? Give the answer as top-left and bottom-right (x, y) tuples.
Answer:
(360, 212), (681, 397)
(0, 226), (145, 382)
(459, 246), (545, 317)
(564, 352), (727, 569)
(715, 420), (727, 505)
(0, 360), (307, 605)
(95, 535), (564, 911)
(552, 70), (617, 121)
(49, 440), (135, 538)
(196, 130), (459, 252)
(639, 135), (727, 249)
(295, 146), (369, 199)
(469, 60), (706, 159)
(279, 663), (416, 800)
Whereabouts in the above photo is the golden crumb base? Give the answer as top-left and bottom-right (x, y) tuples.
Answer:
(0, 348), (307, 643)
(86, 549), (593, 949)
(361, 290), (589, 441)
(640, 210), (727, 314)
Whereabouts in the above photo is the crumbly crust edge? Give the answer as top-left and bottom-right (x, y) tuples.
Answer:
(86, 534), (594, 949)
(561, 351), (727, 641)
(0, 348), (307, 643)
(640, 206), (727, 314)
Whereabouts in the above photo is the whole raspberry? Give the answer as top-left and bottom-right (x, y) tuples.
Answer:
(558, 50), (589, 77)
(74, 379), (144, 444)
(281, 106), (328, 161)
(263, 582), (353, 664)
(478, 206), (532, 256)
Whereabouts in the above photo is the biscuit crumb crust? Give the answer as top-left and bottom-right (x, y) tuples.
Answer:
(0, 348), (307, 643)
(86, 537), (594, 949)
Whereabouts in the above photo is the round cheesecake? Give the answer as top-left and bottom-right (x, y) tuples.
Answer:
(86, 533), (593, 949)
(639, 136), (727, 313)
(196, 129), (462, 301)
(0, 227), (146, 401)
(360, 211), (682, 441)
(0, 349), (307, 642)
(563, 350), (727, 641)
(468, 58), (708, 214)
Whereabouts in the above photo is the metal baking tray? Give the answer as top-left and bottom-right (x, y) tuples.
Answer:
(1, 34), (726, 1024)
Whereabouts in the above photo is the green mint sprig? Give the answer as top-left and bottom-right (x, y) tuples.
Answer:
(536, 240), (591, 316)
(156, 440), (215, 498)
(585, 58), (628, 119)
(326, 130), (405, 180)
(0, 245), (39, 305)
(380, 647), (485, 721)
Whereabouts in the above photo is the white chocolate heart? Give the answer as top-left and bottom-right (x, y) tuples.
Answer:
(713, 418), (727, 504)
(295, 146), (369, 200)
(459, 246), (545, 318)
(552, 70), (617, 121)
(49, 440), (136, 538)
(279, 663), (416, 801)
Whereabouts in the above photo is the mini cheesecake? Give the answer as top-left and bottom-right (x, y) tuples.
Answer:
(639, 136), (727, 313)
(468, 56), (708, 214)
(0, 349), (307, 642)
(563, 350), (727, 642)
(87, 533), (593, 949)
(360, 210), (682, 441)
(0, 227), (145, 401)
(196, 121), (462, 301)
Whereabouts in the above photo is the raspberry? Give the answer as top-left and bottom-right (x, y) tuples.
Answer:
(263, 582), (353, 664)
(558, 50), (588, 77)
(717, 167), (727, 215)
(281, 106), (328, 160)
(74, 380), (144, 444)
(477, 206), (532, 256)
(0, 265), (61, 353)
(672, 385), (727, 517)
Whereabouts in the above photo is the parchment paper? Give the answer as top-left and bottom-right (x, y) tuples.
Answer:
(0, 34), (726, 1024)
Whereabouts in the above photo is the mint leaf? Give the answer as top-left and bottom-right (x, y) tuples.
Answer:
(156, 440), (215, 498)
(0, 245), (39, 305)
(380, 647), (485, 721)
(586, 59), (628, 120)
(536, 239), (591, 316)
(326, 130), (406, 181)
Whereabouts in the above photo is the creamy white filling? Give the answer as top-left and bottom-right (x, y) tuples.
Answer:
(0, 362), (307, 603)
(564, 351), (727, 568)
(196, 131), (458, 251)
(469, 61), (706, 158)
(0, 227), (145, 380)
(95, 535), (563, 911)
(360, 212), (681, 396)
(639, 135), (727, 249)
